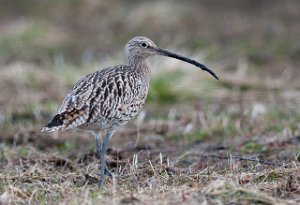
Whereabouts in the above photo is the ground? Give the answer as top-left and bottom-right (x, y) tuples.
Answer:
(0, 1), (299, 204)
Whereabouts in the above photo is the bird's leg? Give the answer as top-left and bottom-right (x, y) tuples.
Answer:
(91, 131), (102, 156)
(99, 130), (114, 187)
(91, 131), (114, 178)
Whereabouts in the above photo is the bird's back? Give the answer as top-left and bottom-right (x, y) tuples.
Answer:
(42, 65), (150, 132)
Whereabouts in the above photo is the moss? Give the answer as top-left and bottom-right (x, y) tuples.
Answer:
(240, 141), (267, 154)
(185, 130), (210, 144)
(265, 125), (283, 133)
(57, 142), (77, 154)
(147, 70), (199, 105)
(254, 171), (283, 183)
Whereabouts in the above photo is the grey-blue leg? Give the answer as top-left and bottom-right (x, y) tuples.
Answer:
(91, 131), (114, 178)
(99, 130), (114, 187)
(91, 131), (101, 156)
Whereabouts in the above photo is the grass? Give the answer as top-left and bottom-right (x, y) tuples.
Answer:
(1, 0), (300, 204)
(147, 70), (189, 104)
(1, 61), (299, 203)
(1, 144), (298, 204)
(240, 141), (267, 154)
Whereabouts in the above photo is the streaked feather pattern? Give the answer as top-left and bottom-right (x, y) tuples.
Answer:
(42, 64), (150, 132)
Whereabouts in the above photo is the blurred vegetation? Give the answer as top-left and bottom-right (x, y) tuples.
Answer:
(0, 0), (299, 144)
(0, 0), (299, 148)
(1, 0), (300, 67)
(0, 1), (299, 204)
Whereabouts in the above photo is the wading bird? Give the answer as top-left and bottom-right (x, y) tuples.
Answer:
(42, 36), (218, 187)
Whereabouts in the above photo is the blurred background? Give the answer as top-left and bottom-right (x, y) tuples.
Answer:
(0, 0), (300, 203)
(0, 0), (300, 165)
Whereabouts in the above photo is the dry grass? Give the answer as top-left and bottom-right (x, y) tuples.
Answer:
(1, 0), (300, 204)
(0, 141), (299, 204)
(1, 68), (299, 204)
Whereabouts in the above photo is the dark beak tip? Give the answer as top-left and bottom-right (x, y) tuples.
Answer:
(213, 73), (219, 80)
(155, 47), (219, 80)
(203, 67), (219, 80)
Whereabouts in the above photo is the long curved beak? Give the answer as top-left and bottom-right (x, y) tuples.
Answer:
(152, 47), (219, 80)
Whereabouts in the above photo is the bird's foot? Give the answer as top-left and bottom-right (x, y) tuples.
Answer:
(104, 166), (116, 178)
(98, 165), (118, 178)
(98, 166), (118, 187)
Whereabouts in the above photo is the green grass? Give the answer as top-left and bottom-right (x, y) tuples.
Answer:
(0, 1), (300, 204)
(57, 142), (78, 154)
(0, 22), (46, 61)
(240, 141), (267, 154)
(185, 130), (210, 143)
(147, 70), (191, 104)
(253, 171), (283, 183)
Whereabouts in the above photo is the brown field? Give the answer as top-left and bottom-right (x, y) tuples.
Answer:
(0, 0), (299, 204)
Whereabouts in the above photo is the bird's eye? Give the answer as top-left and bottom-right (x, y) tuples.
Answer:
(141, 43), (148, 48)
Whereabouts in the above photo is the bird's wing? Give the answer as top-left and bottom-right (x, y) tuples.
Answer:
(42, 66), (133, 132)
(58, 72), (97, 114)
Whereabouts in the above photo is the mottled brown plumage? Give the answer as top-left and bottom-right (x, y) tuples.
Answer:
(42, 66), (149, 132)
(42, 36), (218, 186)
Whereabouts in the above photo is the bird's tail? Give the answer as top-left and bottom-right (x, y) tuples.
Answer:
(41, 109), (88, 132)
(41, 114), (64, 132)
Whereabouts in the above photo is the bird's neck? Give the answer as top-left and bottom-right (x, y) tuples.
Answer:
(126, 55), (151, 101)
(127, 56), (151, 77)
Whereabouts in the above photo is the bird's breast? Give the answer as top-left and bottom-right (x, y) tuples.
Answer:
(84, 76), (149, 131)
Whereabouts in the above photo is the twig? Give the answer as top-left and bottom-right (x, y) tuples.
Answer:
(198, 153), (288, 167)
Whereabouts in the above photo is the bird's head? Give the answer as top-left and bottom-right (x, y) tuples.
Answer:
(125, 36), (158, 60)
(125, 36), (219, 80)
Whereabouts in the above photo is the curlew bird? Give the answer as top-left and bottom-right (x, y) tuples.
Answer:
(42, 36), (218, 187)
